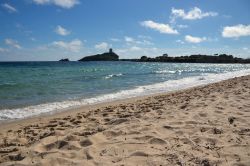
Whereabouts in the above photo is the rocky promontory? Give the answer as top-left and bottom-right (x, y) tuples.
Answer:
(79, 49), (119, 61)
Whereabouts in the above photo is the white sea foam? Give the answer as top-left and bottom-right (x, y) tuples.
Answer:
(1, 69), (250, 121)
(104, 73), (123, 79)
(154, 70), (181, 74)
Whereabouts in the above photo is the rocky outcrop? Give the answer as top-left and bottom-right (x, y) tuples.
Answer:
(59, 58), (69, 62)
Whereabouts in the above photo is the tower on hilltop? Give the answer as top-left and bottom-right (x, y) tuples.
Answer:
(109, 48), (113, 53)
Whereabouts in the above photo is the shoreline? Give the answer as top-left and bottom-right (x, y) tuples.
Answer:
(0, 84), (198, 130)
(1, 68), (250, 123)
(0, 75), (250, 165)
(0, 73), (247, 128)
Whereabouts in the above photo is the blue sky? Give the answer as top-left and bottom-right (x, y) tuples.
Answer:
(0, 0), (250, 61)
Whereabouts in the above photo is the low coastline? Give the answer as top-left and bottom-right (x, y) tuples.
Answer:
(0, 75), (250, 165)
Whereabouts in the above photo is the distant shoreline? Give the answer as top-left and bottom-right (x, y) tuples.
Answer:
(77, 49), (250, 63)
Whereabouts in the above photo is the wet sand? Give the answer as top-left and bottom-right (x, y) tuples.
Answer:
(0, 75), (250, 166)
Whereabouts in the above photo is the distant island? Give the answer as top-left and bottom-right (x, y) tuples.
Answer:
(79, 49), (119, 61)
(59, 58), (70, 62)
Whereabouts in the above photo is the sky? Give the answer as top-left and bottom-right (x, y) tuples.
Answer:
(0, 0), (250, 61)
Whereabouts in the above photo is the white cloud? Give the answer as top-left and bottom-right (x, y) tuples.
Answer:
(95, 42), (110, 50)
(55, 25), (71, 36)
(171, 7), (217, 22)
(141, 20), (178, 34)
(0, 47), (8, 52)
(222, 24), (250, 38)
(33, 0), (79, 9)
(124, 36), (153, 45)
(1, 3), (17, 13)
(125, 36), (135, 42)
(33, 0), (51, 5)
(185, 35), (206, 43)
(33, 0), (50, 3)
(53, 0), (79, 9)
(5, 38), (21, 49)
(52, 39), (83, 52)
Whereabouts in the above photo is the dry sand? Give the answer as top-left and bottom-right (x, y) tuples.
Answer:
(0, 75), (250, 166)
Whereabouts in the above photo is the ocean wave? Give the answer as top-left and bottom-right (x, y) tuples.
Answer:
(154, 70), (182, 74)
(1, 69), (250, 121)
(104, 73), (123, 79)
(0, 82), (17, 86)
(153, 68), (221, 74)
(0, 82), (18, 88)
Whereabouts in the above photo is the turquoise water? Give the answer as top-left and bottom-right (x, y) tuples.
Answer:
(0, 61), (250, 121)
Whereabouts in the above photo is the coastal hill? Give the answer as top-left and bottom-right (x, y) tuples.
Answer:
(79, 49), (119, 61)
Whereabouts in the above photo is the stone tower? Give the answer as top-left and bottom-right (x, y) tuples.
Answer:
(109, 48), (113, 53)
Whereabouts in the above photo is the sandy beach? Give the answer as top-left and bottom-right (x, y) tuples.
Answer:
(0, 75), (250, 166)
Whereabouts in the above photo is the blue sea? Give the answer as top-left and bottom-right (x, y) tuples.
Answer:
(0, 61), (250, 121)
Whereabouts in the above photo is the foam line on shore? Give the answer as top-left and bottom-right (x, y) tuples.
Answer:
(1, 69), (250, 121)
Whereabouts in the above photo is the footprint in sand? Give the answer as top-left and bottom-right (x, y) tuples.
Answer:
(130, 151), (149, 157)
(163, 125), (173, 130)
(198, 112), (208, 117)
(148, 138), (167, 145)
(80, 139), (93, 147)
(134, 135), (153, 141)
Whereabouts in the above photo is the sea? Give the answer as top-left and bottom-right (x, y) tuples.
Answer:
(1, 61), (250, 122)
